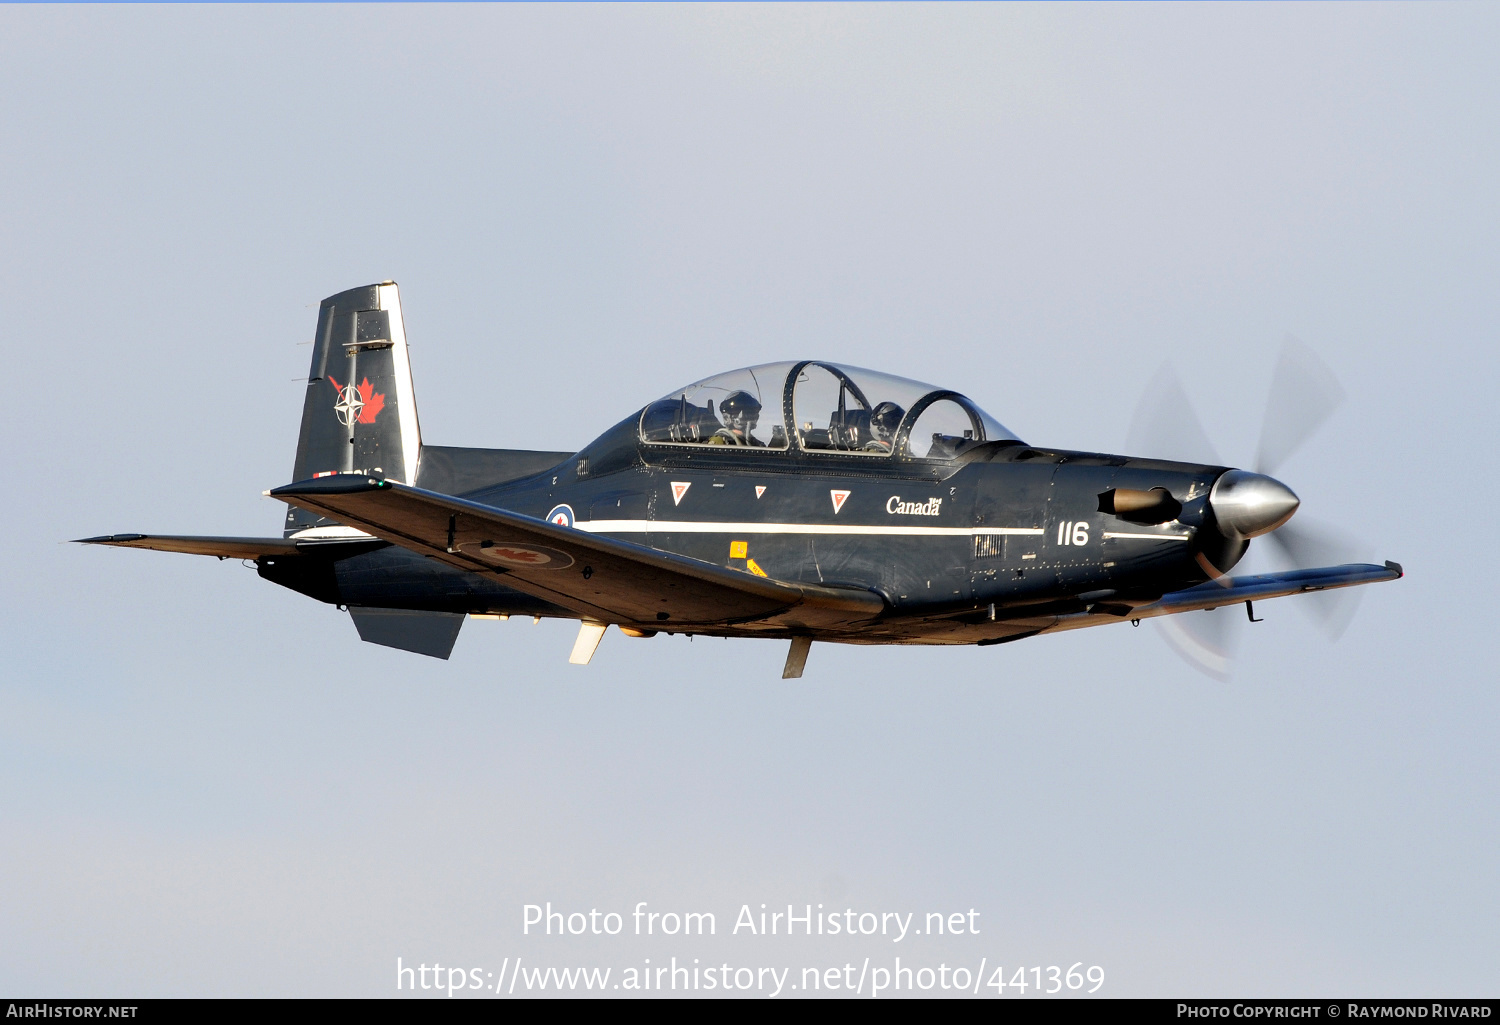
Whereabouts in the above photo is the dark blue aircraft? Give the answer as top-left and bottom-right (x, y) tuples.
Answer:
(82, 282), (1401, 677)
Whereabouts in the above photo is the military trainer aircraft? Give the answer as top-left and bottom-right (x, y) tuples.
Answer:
(81, 282), (1401, 677)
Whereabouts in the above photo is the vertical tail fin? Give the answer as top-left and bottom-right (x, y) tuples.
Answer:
(285, 282), (422, 536)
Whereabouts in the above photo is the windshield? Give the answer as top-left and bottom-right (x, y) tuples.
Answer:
(639, 361), (1019, 459)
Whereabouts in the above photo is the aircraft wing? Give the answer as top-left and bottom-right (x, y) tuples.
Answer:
(268, 475), (885, 630)
(1033, 561), (1403, 640)
(76, 534), (302, 559)
(1134, 561), (1403, 618)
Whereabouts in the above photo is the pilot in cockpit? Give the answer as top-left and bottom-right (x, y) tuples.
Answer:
(712, 390), (764, 446)
(865, 401), (905, 452)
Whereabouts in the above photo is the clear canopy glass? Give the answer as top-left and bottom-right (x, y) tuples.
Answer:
(638, 362), (794, 450)
(639, 361), (1018, 459)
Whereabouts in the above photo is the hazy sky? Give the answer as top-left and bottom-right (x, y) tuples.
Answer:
(1, 3), (1496, 997)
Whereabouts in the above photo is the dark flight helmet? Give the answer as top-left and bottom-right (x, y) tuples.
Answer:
(720, 390), (762, 430)
(871, 400), (905, 440)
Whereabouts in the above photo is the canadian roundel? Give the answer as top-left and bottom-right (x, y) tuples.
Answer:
(546, 504), (575, 528)
(478, 544), (576, 570)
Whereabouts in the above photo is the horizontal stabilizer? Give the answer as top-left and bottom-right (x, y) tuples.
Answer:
(269, 475), (885, 630)
(349, 607), (465, 659)
(75, 534), (300, 560)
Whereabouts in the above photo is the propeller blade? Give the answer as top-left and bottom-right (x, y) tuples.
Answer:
(1156, 607), (1242, 681)
(1133, 343), (1369, 677)
(1127, 364), (1221, 466)
(1260, 518), (1373, 640)
(1255, 335), (1346, 477)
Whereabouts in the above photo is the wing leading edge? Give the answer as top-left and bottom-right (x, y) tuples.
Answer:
(268, 475), (885, 631)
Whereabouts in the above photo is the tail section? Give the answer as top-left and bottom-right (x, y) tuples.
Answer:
(286, 282), (421, 536)
(86, 280), (578, 660)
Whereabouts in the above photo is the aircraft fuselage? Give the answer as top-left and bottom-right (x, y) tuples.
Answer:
(261, 431), (1232, 646)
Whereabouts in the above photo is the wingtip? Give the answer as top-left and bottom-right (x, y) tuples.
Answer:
(74, 533), (145, 545)
(1384, 560), (1404, 578)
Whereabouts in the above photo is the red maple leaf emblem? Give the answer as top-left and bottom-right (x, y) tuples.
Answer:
(354, 378), (385, 423)
(493, 547), (543, 563)
(328, 375), (386, 424)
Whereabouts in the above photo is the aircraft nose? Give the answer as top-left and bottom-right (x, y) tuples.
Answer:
(1208, 469), (1300, 539)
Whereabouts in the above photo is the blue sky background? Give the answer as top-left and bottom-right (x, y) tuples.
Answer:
(1, 4), (1495, 996)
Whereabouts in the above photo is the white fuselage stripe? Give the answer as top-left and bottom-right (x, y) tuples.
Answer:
(1101, 531), (1191, 541)
(578, 519), (1044, 537)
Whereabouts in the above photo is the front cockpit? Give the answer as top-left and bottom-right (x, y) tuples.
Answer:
(637, 361), (1019, 461)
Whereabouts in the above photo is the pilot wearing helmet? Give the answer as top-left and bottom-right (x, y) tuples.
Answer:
(711, 390), (764, 446)
(865, 401), (905, 452)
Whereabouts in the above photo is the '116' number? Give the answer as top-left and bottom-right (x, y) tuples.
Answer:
(1056, 521), (1089, 546)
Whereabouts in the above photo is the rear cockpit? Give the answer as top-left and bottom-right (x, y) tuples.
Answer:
(638, 361), (1019, 460)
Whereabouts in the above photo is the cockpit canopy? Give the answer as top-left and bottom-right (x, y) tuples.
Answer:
(639, 361), (1019, 460)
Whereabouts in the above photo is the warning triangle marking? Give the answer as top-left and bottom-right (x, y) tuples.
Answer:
(830, 489), (851, 514)
(671, 481), (691, 506)
(754, 485), (766, 499)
